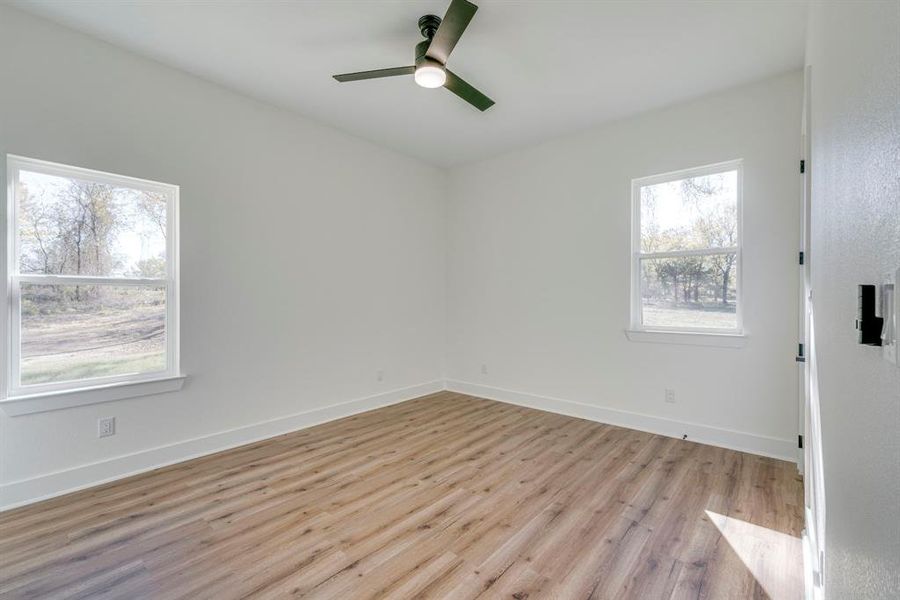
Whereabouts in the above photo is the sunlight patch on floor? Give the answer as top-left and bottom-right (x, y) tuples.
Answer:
(706, 510), (802, 600)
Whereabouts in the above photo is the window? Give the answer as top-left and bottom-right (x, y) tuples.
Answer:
(630, 160), (742, 335)
(5, 155), (179, 400)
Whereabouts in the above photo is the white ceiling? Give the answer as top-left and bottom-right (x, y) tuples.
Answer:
(12, 0), (808, 167)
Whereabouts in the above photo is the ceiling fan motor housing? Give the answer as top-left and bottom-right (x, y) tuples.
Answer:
(416, 15), (444, 73)
(418, 14), (442, 39)
(416, 15), (443, 70)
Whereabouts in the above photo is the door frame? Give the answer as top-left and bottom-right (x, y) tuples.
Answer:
(800, 64), (826, 600)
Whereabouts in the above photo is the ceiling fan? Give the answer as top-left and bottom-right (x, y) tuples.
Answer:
(332, 0), (494, 112)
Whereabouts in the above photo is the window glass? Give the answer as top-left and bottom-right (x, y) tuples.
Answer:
(21, 284), (166, 385)
(17, 170), (167, 277)
(639, 170), (737, 253)
(639, 254), (738, 330)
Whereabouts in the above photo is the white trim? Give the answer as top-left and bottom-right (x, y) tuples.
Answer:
(800, 65), (826, 597)
(639, 247), (739, 260)
(625, 323), (743, 335)
(445, 380), (796, 461)
(13, 275), (167, 286)
(624, 329), (748, 348)
(5, 154), (175, 194)
(0, 380), (445, 511)
(0, 374), (186, 416)
(4, 155), (181, 399)
(0, 378), (798, 511)
(630, 159), (744, 335)
(629, 160), (744, 188)
(802, 514), (825, 600)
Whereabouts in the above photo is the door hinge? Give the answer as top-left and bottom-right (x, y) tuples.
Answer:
(798, 434), (804, 449)
(800, 159), (806, 174)
(796, 343), (806, 362)
(799, 251), (805, 265)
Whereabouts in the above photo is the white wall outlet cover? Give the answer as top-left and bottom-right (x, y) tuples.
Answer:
(98, 417), (116, 438)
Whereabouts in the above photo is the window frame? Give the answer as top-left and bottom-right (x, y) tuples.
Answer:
(629, 159), (744, 336)
(4, 155), (181, 402)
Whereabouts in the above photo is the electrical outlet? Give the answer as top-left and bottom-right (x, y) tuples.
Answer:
(665, 389), (676, 404)
(98, 417), (116, 438)
(481, 363), (488, 375)
(376, 369), (384, 382)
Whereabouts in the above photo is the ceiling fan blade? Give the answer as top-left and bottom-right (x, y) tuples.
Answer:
(444, 69), (494, 111)
(333, 66), (415, 82)
(426, 0), (478, 64)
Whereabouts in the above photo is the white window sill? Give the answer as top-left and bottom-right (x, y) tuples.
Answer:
(624, 329), (747, 348)
(1, 375), (186, 416)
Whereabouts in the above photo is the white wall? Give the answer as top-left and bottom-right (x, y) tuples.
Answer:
(0, 6), (445, 507)
(445, 72), (803, 459)
(806, 1), (900, 598)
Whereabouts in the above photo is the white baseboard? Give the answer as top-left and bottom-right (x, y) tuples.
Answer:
(1, 378), (796, 511)
(445, 380), (796, 462)
(0, 380), (445, 511)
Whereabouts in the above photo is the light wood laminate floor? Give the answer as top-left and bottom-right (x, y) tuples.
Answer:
(0, 392), (804, 599)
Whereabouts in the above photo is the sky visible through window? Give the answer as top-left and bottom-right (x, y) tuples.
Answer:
(640, 170), (737, 252)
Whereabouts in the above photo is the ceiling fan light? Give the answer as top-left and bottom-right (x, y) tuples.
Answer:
(414, 63), (446, 88)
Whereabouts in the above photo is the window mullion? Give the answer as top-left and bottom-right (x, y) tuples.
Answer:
(638, 247), (738, 260)
(13, 274), (168, 287)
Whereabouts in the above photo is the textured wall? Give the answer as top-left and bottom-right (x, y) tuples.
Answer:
(806, 1), (900, 598)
